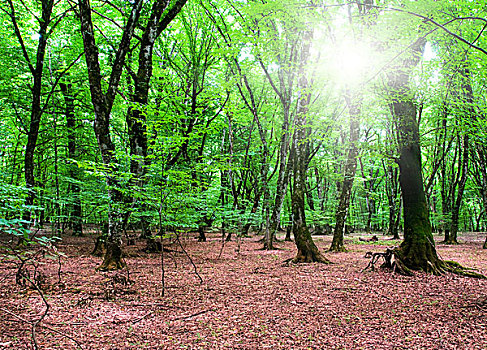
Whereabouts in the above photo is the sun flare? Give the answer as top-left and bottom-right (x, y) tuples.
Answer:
(329, 39), (374, 87)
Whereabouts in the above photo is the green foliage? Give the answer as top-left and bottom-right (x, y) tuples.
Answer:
(0, 0), (486, 246)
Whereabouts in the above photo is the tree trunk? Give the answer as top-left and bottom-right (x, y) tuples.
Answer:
(388, 38), (445, 274)
(447, 64), (473, 244)
(291, 30), (329, 264)
(330, 93), (360, 252)
(125, 0), (187, 241)
(60, 83), (83, 236)
(19, 0), (54, 226)
(78, 0), (143, 270)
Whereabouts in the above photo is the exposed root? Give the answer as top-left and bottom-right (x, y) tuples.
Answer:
(392, 257), (414, 276)
(443, 261), (486, 279)
(292, 250), (332, 264)
(442, 240), (459, 245)
(97, 258), (126, 271)
(365, 246), (486, 279)
(362, 247), (395, 272)
(328, 245), (347, 253)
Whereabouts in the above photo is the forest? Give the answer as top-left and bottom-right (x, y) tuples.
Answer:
(0, 0), (486, 348)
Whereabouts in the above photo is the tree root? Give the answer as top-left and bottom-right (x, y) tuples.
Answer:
(442, 239), (459, 245)
(362, 247), (395, 272)
(291, 250), (332, 264)
(364, 247), (486, 279)
(328, 245), (348, 253)
(442, 261), (486, 279)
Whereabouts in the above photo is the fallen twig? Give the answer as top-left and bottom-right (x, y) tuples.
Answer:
(173, 309), (213, 321)
(176, 235), (203, 284)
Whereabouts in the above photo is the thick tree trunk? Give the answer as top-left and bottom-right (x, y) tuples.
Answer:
(292, 137), (328, 263)
(197, 225), (207, 242)
(394, 114), (441, 272)
(387, 38), (446, 274)
(125, 0), (187, 241)
(330, 93), (360, 252)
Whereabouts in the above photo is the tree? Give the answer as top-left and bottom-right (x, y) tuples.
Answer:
(386, 37), (476, 275)
(2, 0), (56, 226)
(329, 92), (361, 252)
(60, 82), (82, 235)
(290, 29), (329, 263)
(124, 0), (187, 242)
(387, 38), (444, 274)
(77, 0), (144, 270)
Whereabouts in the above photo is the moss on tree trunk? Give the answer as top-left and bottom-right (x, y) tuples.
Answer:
(387, 38), (444, 274)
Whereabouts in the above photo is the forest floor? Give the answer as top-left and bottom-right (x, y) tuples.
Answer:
(0, 230), (486, 350)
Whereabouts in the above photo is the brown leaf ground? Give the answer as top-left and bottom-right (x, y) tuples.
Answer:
(1, 231), (486, 349)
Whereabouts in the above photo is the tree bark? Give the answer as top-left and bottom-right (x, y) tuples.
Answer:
(291, 30), (329, 264)
(14, 0), (54, 226)
(329, 93), (360, 252)
(78, 0), (143, 270)
(387, 38), (445, 274)
(125, 0), (188, 240)
(60, 83), (82, 236)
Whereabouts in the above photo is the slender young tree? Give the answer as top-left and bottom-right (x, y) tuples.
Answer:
(446, 62), (474, 244)
(3, 0), (55, 226)
(329, 92), (361, 252)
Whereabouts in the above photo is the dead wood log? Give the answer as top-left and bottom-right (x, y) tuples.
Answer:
(362, 246), (395, 272)
(359, 235), (379, 242)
